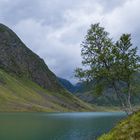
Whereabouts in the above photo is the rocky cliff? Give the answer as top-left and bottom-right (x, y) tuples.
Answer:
(0, 24), (61, 91)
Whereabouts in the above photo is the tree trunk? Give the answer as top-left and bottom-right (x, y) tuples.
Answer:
(127, 83), (133, 114)
(112, 82), (133, 115)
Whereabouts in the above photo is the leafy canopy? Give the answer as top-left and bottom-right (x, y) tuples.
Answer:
(75, 23), (140, 95)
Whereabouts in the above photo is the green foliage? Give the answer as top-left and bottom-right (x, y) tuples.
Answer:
(0, 69), (93, 112)
(98, 111), (140, 140)
(76, 23), (140, 113)
(76, 23), (139, 84)
(76, 23), (113, 82)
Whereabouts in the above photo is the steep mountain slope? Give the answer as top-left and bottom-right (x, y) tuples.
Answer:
(98, 111), (140, 140)
(0, 23), (94, 112)
(0, 23), (61, 91)
(0, 69), (94, 111)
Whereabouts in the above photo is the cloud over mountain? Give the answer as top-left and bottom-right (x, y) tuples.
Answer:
(0, 0), (139, 83)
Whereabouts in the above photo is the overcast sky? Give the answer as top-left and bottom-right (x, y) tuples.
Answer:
(0, 0), (140, 83)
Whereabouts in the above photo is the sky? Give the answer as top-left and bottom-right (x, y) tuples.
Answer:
(0, 0), (140, 83)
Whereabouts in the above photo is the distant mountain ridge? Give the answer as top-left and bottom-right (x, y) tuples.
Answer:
(58, 77), (140, 106)
(58, 77), (94, 93)
(57, 77), (89, 93)
(57, 77), (75, 93)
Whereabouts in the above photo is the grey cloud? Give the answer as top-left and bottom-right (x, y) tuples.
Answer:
(0, 0), (140, 83)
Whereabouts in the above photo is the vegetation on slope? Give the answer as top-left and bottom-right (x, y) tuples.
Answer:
(76, 23), (140, 113)
(98, 111), (140, 140)
(0, 23), (62, 91)
(0, 69), (94, 112)
(0, 23), (96, 112)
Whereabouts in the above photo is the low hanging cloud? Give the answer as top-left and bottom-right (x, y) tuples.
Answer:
(0, 0), (140, 83)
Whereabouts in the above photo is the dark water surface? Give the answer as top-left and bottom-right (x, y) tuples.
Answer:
(0, 112), (126, 140)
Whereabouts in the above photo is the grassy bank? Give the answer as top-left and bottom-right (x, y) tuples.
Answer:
(98, 111), (140, 140)
(0, 69), (94, 112)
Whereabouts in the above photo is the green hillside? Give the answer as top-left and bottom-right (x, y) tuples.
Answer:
(98, 111), (140, 140)
(0, 68), (94, 112)
(0, 23), (95, 112)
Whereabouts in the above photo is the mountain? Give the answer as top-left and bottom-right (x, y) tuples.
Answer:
(57, 77), (75, 93)
(57, 77), (115, 105)
(58, 78), (91, 93)
(0, 23), (94, 112)
(75, 74), (140, 106)
(59, 77), (140, 106)
(0, 24), (61, 91)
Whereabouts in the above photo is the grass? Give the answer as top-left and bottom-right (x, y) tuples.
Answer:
(0, 69), (94, 112)
(98, 111), (140, 140)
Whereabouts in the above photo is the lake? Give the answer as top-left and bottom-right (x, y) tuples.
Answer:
(0, 112), (126, 140)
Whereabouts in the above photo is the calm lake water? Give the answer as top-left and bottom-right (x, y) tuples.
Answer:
(0, 112), (126, 140)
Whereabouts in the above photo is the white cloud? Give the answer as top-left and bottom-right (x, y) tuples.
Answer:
(104, 0), (140, 39)
(0, 0), (140, 83)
